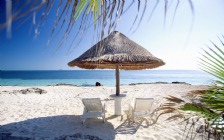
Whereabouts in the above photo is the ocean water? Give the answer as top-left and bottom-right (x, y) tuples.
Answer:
(0, 70), (215, 86)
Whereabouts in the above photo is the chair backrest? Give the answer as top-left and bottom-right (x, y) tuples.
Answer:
(82, 98), (103, 112)
(134, 98), (154, 112)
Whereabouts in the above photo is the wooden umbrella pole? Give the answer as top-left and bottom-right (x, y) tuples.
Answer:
(116, 64), (120, 96)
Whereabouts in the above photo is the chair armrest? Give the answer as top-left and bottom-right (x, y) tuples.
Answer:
(83, 107), (87, 113)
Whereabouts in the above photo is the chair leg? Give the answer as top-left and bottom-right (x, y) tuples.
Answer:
(103, 112), (106, 123)
(131, 116), (135, 122)
(82, 119), (86, 124)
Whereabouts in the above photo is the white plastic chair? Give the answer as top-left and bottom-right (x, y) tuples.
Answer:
(81, 98), (106, 123)
(128, 98), (157, 122)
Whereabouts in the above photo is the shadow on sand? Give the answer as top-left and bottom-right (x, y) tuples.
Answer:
(115, 118), (153, 134)
(106, 114), (154, 135)
(0, 115), (115, 140)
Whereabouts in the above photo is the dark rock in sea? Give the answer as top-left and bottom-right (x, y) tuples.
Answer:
(172, 81), (191, 85)
(55, 133), (103, 140)
(81, 84), (94, 87)
(55, 83), (79, 86)
(129, 83), (146, 85)
(129, 82), (169, 85)
(154, 81), (169, 84)
(129, 83), (136, 85)
(95, 82), (102, 86)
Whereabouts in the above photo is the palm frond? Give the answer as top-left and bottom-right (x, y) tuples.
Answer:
(1, 0), (195, 49)
(157, 40), (224, 138)
(199, 39), (224, 83)
(166, 114), (185, 121)
(164, 95), (185, 103)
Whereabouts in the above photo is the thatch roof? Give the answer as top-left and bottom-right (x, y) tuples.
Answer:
(68, 31), (165, 70)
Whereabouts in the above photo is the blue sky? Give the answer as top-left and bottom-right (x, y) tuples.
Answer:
(0, 0), (224, 70)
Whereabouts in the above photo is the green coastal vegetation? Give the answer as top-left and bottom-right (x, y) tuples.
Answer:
(159, 39), (224, 139)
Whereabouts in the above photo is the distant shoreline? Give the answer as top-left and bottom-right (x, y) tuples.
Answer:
(0, 81), (211, 87)
(0, 70), (214, 86)
(0, 69), (202, 71)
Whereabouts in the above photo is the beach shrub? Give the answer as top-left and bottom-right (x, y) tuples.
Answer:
(158, 37), (224, 139)
(199, 37), (224, 117)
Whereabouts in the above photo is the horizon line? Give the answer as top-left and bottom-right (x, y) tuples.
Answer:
(0, 69), (202, 71)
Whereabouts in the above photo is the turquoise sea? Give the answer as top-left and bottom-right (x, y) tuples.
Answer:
(0, 70), (215, 86)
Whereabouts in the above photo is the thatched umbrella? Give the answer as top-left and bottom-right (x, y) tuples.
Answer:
(68, 31), (165, 96)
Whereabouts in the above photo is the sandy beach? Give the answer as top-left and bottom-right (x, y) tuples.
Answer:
(0, 84), (209, 140)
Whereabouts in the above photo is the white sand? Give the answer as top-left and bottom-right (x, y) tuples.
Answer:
(0, 84), (209, 140)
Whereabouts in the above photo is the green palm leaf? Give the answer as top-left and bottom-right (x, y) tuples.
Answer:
(199, 40), (224, 83)
(1, 0), (195, 49)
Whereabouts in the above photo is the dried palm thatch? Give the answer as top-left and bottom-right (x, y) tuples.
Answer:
(68, 31), (165, 70)
(68, 31), (165, 96)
